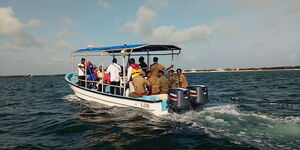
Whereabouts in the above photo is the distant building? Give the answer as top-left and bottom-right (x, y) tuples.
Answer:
(191, 69), (196, 72)
(217, 68), (225, 72)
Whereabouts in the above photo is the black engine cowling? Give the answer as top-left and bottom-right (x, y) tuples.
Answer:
(187, 85), (208, 111)
(167, 88), (190, 113)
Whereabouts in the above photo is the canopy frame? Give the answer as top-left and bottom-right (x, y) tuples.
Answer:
(71, 44), (182, 96)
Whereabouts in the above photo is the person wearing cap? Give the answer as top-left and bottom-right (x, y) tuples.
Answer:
(146, 71), (160, 95)
(168, 69), (180, 88)
(158, 70), (169, 94)
(107, 58), (122, 95)
(129, 72), (150, 98)
(150, 57), (174, 77)
(138, 56), (148, 73)
(177, 68), (188, 88)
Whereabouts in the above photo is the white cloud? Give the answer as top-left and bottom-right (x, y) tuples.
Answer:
(150, 25), (213, 43)
(223, 25), (240, 38)
(0, 7), (23, 35)
(287, 0), (300, 13)
(25, 19), (42, 27)
(55, 29), (78, 38)
(61, 17), (78, 26)
(0, 30), (45, 51)
(232, 0), (249, 4)
(289, 53), (297, 62)
(124, 0), (215, 44)
(40, 57), (65, 66)
(144, 0), (169, 10)
(125, 6), (156, 36)
(97, 0), (111, 9)
(45, 40), (73, 54)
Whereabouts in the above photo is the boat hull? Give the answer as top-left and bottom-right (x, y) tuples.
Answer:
(67, 83), (168, 116)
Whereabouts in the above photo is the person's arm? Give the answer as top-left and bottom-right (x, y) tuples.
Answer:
(145, 79), (151, 86)
(127, 67), (132, 81)
(78, 64), (84, 68)
(145, 79), (151, 95)
(179, 75), (183, 87)
(107, 65), (111, 74)
(166, 64), (174, 71)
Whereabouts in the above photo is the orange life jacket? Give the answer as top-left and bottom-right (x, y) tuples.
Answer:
(131, 64), (142, 79)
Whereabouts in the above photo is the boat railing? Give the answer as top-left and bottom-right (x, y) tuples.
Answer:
(77, 78), (125, 94)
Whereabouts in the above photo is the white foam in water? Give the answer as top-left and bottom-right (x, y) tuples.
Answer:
(62, 94), (81, 102)
(164, 104), (300, 149)
(62, 94), (300, 149)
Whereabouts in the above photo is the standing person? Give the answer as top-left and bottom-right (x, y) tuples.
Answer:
(150, 57), (174, 77)
(146, 71), (160, 95)
(127, 58), (142, 82)
(177, 68), (188, 88)
(138, 56), (148, 73)
(78, 58), (85, 86)
(107, 58), (122, 95)
(168, 70), (180, 88)
(158, 70), (169, 94)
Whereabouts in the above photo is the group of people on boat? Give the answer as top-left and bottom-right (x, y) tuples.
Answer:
(77, 56), (188, 98)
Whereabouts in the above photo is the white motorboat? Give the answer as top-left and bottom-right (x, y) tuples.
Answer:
(65, 44), (208, 116)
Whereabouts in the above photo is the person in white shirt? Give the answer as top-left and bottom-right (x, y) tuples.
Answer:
(107, 58), (122, 95)
(78, 58), (85, 86)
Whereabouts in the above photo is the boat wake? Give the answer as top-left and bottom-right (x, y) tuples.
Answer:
(62, 94), (299, 149)
(165, 104), (300, 150)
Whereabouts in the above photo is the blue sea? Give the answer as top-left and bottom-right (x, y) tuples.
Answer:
(0, 71), (299, 150)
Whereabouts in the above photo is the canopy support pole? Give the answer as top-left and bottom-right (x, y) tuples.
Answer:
(147, 50), (150, 71)
(72, 52), (74, 73)
(85, 52), (87, 88)
(122, 50), (126, 96)
(101, 51), (104, 93)
(171, 50), (175, 67)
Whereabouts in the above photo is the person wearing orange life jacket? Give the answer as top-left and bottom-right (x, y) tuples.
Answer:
(127, 58), (142, 82)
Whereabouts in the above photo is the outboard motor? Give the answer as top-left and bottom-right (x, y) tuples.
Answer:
(167, 88), (190, 113)
(188, 85), (208, 111)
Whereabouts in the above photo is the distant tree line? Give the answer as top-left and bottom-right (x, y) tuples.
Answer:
(184, 65), (300, 72)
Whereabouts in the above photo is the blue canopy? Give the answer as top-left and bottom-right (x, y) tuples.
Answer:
(74, 44), (181, 53)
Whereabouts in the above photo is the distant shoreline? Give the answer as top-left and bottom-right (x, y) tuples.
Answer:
(1, 67), (299, 78)
(0, 74), (65, 78)
(184, 68), (300, 73)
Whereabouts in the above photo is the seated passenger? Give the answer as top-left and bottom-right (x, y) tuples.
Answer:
(158, 70), (169, 94)
(129, 73), (150, 98)
(146, 71), (160, 95)
(150, 57), (174, 78)
(97, 66), (104, 82)
(168, 69), (180, 88)
(138, 56), (148, 73)
(177, 68), (188, 88)
(103, 69), (111, 85)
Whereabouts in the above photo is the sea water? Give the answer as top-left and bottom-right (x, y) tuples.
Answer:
(0, 71), (299, 149)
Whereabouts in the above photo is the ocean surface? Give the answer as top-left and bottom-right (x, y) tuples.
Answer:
(0, 71), (299, 150)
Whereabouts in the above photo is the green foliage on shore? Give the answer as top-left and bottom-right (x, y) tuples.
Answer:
(185, 65), (300, 72)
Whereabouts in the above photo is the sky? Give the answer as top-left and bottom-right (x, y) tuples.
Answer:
(0, 0), (300, 75)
